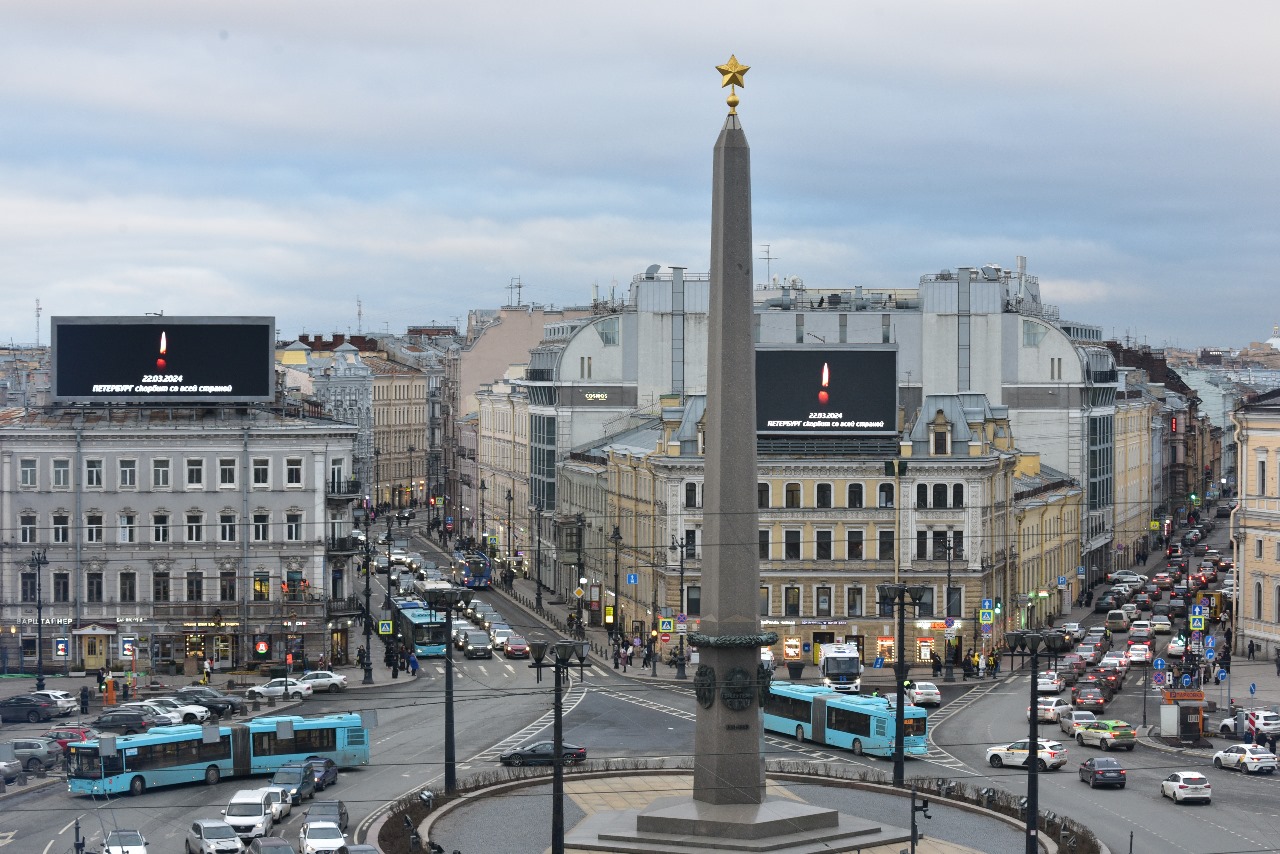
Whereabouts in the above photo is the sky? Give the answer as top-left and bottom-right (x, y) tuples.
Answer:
(2, 2), (1277, 350)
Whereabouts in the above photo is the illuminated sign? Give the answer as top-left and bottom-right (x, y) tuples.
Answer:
(52, 316), (275, 403)
(756, 347), (898, 436)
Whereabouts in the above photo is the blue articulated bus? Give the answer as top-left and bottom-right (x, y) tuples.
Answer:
(763, 681), (928, 758)
(392, 595), (451, 658)
(452, 551), (493, 589)
(67, 713), (370, 797)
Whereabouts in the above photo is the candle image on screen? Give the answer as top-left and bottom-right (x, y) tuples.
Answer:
(817, 361), (829, 406)
(156, 331), (167, 371)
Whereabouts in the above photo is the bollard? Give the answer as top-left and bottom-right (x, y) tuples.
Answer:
(36, 767), (47, 779)
(17, 770), (27, 787)
(227, 679), (236, 691)
(253, 699), (261, 712)
(0, 776), (6, 795)
(267, 695), (276, 707)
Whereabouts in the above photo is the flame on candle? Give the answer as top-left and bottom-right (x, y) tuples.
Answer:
(818, 362), (830, 406)
(156, 331), (168, 371)
(160, 332), (167, 355)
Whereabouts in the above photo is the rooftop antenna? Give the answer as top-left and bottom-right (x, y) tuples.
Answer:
(759, 244), (776, 286)
(508, 277), (523, 307)
(357, 296), (364, 334)
(34, 299), (41, 347)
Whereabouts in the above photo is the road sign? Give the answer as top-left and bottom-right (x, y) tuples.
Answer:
(979, 609), (994, 624)
(1199, 596), (1211, 608)
(1077, 565), (1086, 577)
(1191, 605), (1204, 617)
(873, 656), (885, 668)
(1181, 673), (1193, 688)
(981, 624), (992, 635)
(659, 618), (675, 633)
(944, 617), (955, 628)
(1206, 635), (1216, 648)
(944, 628), (958, 640)
(1218, 669), (1227, 681)
(1250, 682), (1257, 696)
(676, 614), (687, 624)
(1057, 575), (1067, 588)
(633, 637), (642, 647)
(1189, 615), (1205, 631)
(1153, 658), (1167, 670)
(982, 598), (993, 610)
(1205, 648), (1216, 661)
(627, 573), (638, 585)
(378, 620), (393, 635)
(1191, 631), (1202, 644)
(660, 633), (671, 643)
(1152, 671), (1166, 686)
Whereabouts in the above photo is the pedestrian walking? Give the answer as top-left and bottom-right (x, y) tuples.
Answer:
(408, 652), (420, 676)
(1274, 648), (1280, 677)
(930, 652), (941, 678)
(1248, 639), (1256, 660)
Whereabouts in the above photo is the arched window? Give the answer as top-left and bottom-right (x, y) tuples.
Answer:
(952, 484), (965, 508)
(816, 483), (833, 508)
(878, 484), (894, 508)
(847, 483), (864, 508)
(685, 482), (698, 508)
(932, 484), (948, 508)
(757, 483), (770, 509)
(785, 483), (802, 509)
(1255, 581), (1263, 621)
(916, 484), (929, 508)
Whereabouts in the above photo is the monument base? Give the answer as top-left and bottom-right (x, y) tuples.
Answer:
(564, 795), (913, 853)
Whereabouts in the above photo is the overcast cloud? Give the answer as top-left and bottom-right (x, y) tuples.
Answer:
(1, 1), (1276, 349)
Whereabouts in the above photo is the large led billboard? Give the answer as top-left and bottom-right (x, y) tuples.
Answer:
(52, 316), (275, 403)
(756, 346), (898, 436)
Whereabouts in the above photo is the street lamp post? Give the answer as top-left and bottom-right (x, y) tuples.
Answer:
(407, 444), (415, 509)
(361, 518), (375, 685)
(877, 582), (929, 788)
(532, 501), (544, 611)
(574, 513), (586, 628)
(649, 573), (659, 677)
(669, 536), (688, 679)
(1005, 629), (1069, 854)
(528, 639), (590, 854)
(944, 542), (956, 683)
(479, 480), (487, 552)
(422, 586), (473, 793)
(505, 489), (514, 575)
(610, 526), (623, 661)
(30, 549), (48, 691)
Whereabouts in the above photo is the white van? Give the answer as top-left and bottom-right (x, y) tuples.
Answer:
(222, 788), (275, 839)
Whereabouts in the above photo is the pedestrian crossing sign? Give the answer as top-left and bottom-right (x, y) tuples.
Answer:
(378, 620), (393, 635)
(979, 609), (994, 624)
(659, 617), (675, 633)
(1189, 615), (1205, 631)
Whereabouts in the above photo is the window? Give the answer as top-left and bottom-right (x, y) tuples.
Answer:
(933, 431), (948, 455)
(1258, 460), (1266, 496)
(53, 574), (69, 603)
(85, 513), (103, 543)
(118, 513), (136, 543)
(685, 483), (699, 508)
(20, 513), (36, 544)
(686, 585), (701, 617)
(120, 573), (137, 604)
(153, 459), (170, 489)
(952, 531), (964, 559)
(759, 530), (770, 560)
(915, 587), (935, 617)
(87, 573), (103, 603)
(847, 530), (864, 560)
(220, 572), (237, 602)
(917, 484), (929, 508)
(53, 459), (70, 489)
(186, 513), (204, 542)
(53, 513), (70, 543)
(846, 586), (864, 617)
(253, 513), (270, 542)
(254, 572), (271, 602)
(816, 530), (833, 560)
(152, 513), (170, 543)
(20, 573), (35, 603)
(847, 483), (863, 508)
(878, 530), (895, 561)
(1256, 539), (1263, 559)
(253, 458), (270, 487)
(219, 458), (237, 487)
(119, 460), (137, 489)
(816, 483), (832, 508)
(878, 484), (894, 508)
(757, 483), (770, 509)
(932, 483), (948, 508)
(220, 513), (237, 542)
(19, 459), (36, 488)
(286, 512), (303, 542)
(946, 584), (960, 618)
(186, 458), (204, 488)
(186, 572), (204, 602)
(683, 530), (697, 559)
(815, 586), (832, 617)
(784, 529), (801, 560)
(153, 572), (170, 603)
(1253, 581), (1262, 621)
(785, 483), (801, 509)
(784, 586), (801, 617)
(85, 459), (104, 489)
(952, 484), (964, 508)
(759, 586), (770, 616)
(286, 458), (303, 487)
(916, 530), (929, 560)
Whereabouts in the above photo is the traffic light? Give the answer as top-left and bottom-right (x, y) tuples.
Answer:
(994, 597), (1003, 615)
(429, 496), (436, 506)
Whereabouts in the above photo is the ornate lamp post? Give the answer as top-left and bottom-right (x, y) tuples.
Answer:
(877, 582), (929, 787)
(528, 638), (590, 854)
(422, 585), (474, 793)
(610, 525), (623, 657)
(944, 541), (956, 683)
(361, 518), (375, 685)
(574, 513), (586, 628)
(505, 488), (514, 573)
(531, 501), (544, 611)
(31, 549), (48, 691)
(669, 536), (688, 679)
(479, 480), (487, 552)
(1005, 629), (1070, 854)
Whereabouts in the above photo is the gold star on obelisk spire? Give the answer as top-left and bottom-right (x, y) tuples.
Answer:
(716, 54), (749, 114)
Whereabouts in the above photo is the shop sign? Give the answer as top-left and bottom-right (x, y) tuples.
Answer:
(762, 619), (797, 627)
(782, 636), (803, 660)
(800, 619), (847, 626)
(1163, 689), (1205, 703)
(18, 617), (72, 625)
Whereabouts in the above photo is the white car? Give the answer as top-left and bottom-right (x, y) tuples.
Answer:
(1166, 637), (1186, 657)
(1213, 744), (1278, 774)
(120, 701), (182, 726)
(986, 739), (1068, 770)
(148, 697), (211, 723)
(298, 671), (348, 694)
(1059, 710), (1098, 737)
(1030, 696), (1073, 722)
(906, 681), (942, 706)
(1036, 672), (1065, 694)
(1218, 709), (1280, 735)
(31, 690), (78, 717)
(1151, 616), (1173, 634)
(1160, 771), (1211, 803)
(299, 820), (348, 854)
(1061, 622), (1086, 642)
(1128, 643), (1152, 664)
(260, 785), (293, 820)
(185, 819), (244, 854)
(1100, 652), (1130, 675)
(246, 678), (313, 701)
(104, 830), (148, 854)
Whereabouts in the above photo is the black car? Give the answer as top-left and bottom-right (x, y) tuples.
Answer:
(304, 755), (339, 790)
(1078, 756), (1126, 788)
(91, 709), (161, 735)
(499, 740), (587, 766)
(304, 799), (349, 833)
(175, 686), (246, 717)
(463, 631), (493, 659)
(396, 508), (416, 521)
(0, 695), (55, 723)
(1093, 596), (1117, 613)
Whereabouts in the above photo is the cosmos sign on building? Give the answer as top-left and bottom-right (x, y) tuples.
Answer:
(756, 346), (897, 436)
(52, 316), (275, 403)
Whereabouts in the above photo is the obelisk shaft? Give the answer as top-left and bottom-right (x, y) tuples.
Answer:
(693, 112), (765, 805)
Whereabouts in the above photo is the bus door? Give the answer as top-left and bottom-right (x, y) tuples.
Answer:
(230, 724), (252, 776)
(812, 695), (828, 744)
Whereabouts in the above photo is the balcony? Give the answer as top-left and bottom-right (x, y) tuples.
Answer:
(327, 478), (363, 498)
(326, 595), (364, 616)
(152, 601), (327, 622)
(524, 368), (555, 382)
(327, 536), (362, 554)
